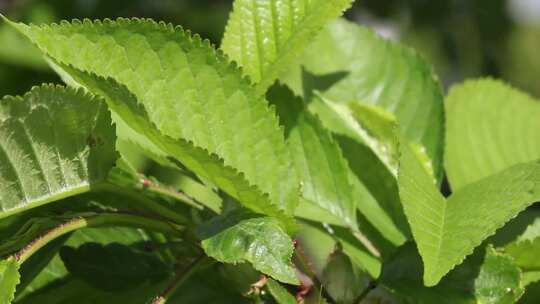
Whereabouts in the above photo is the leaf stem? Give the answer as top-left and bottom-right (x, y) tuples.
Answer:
(353, 280), (377, 304)
(13, 212), (184, 264)
(139, 177), (203, 210)
(150, 255), (209, 304)
(294, 242), (337, 304)
(97, 182), (191, 225)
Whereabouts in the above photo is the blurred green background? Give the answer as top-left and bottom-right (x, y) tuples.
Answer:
(0, 0), (539, 98)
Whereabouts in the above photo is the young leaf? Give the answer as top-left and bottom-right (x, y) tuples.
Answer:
(198, 210), (298, 285)
(380, 243), (523, 304)
(221, 0), (354, 92)
(445, 79), (540, 191)
(6, 17), (299, 216)
(281, 18), (444, 182)
(0, 85), (116, 219)
(398, 141), (540, 286)
(0, 258), (19, 304)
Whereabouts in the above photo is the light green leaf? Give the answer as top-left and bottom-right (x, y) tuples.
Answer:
(281, 18), (444, 182)
(221, 0), (353, 92)
(57, 67), (293, 228)
(445, 79), (540, 191)
(381, 243), (523, 304)
(506, 238), (540, 272)
(0, 25), (47, 69)
(311, 95), (410, 244)
(0, 85), (116, 219)
(267, 84), (357, 229)
(289, 113), (358, 229)
(198, 210), (298, 285)
(0, 258), (19, 304)
(398, 141), (540, 286)
(6, 17), (298, 216)
(266, 278), (296, 304)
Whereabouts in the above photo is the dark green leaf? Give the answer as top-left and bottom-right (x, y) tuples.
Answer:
(198, 210), (298, 285)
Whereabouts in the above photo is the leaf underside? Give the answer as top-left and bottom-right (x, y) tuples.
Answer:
(0, 85), (116, 219)
(398, 141), (540, 286)
(445, 79), (540, 191)
(221, 0), (354, 93)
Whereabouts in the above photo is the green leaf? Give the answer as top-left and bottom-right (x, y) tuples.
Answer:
(398, 141), (540, 286)
(322, 251), (370, 304)
(52, 65), (294, 228)
(0, 258), (19, 304)
(59, 242), (171, 291)
(267, 85), (357, 228)
(18, 277), (164, 304)
(0, 85), (116, 219)
(221, 0), (354, 92)
(281, 18), (444, 182)
(380, 243), (523, 304)
(338, 135), (409, 247)
(504, 218), (540, 286)
(266, 278), (296, 304)
(16, 226), (155, 300)
(0, 25), (47, 69)
(198, 210), (298, 285)
(445, 79), (540, 191)
(289, 113), (358, 229)
(6, 17), (298, 216)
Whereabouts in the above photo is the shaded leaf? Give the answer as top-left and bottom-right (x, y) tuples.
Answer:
(322, 251), (370, 304)
(59, 242), (171, 291)
(380, 243), (523, 304)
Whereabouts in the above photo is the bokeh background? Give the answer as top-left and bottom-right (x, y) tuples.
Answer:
(0, 0), (539, 98)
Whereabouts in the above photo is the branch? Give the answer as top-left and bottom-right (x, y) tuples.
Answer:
(139, 177), (203, 210)
(353, 280), (377, 304)
(13, 212), (184, 264)
(97, 182), (191, 225)
(150, 255), (209, 304)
